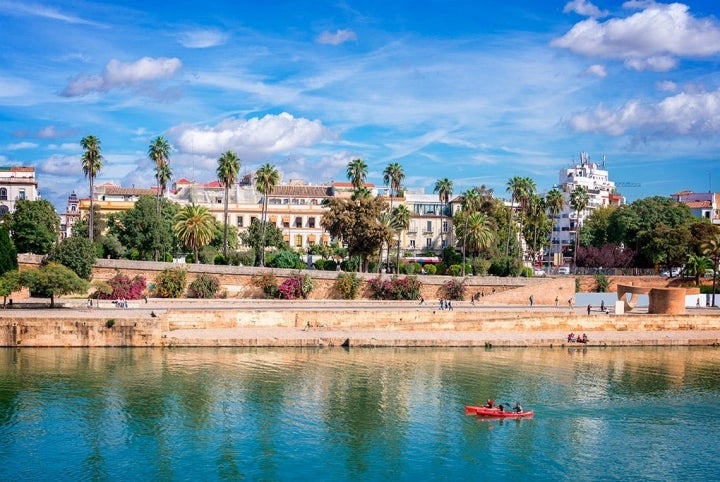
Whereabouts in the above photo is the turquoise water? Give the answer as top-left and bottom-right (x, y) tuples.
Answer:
(1, 346), (719, 481)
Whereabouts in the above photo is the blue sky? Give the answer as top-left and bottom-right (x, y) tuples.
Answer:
(1, 0), (720, 210)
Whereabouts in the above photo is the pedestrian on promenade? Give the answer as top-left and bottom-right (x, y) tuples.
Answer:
(529, 295), (534, 307)
(555, 296), (559, 307)
(600, 300), (605, 311)
(419, 297), (425, 306)
(587, 304), (591, 315)
(448, 301), (453, 311)
(439, 298), (444, 310)
(568, 298), (573, 309)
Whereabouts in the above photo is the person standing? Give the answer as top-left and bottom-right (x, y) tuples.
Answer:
(529, 295), (534, 307)
(555, 296), (559, 307)
(587, 304), (591, 315)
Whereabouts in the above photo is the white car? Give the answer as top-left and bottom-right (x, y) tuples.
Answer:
(661, 268), (682, 278)
(557, 267), (570, 275)
(533, 268), (546, 277)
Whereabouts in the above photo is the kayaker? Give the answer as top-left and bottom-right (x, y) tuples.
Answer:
(498, 404), (504, 412)
(486, 398), (495, 408)
(513, 402), (523, 413)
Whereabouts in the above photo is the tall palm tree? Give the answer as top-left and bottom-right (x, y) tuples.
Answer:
(217, 151), (241, 258)
(383, 162), (405, 207)
(148, 136), (171, 214)
(156, 162), (173, 197)
(433, 178), (453, 249)
(701, 231), (720, 307)
(391, 204), (411, 273)
(256, 163), (280, 267)
(173, 204), (215, 264)
(569, 185), (589, 270)
(505, 176), (523, 256)
(465, 212), (495, 258)
(80, 135), (102, 242)
(460, 189), (481, 276)
(346, 159), (368, 191)
(545, 187), (565, 266)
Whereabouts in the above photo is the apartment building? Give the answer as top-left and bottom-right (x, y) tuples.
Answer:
(0, 166), (39, 216)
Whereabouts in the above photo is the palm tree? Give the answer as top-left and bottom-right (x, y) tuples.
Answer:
(80, 135), (102, 242)
(217, 151), (241, 258)
(433, 178), (453, 249)
(685, 254), (712, 286)
(256, 163), (280, 267)
(569, 185), (589, 270)
(701, 231), (720, 307)
(545, 187), (565, 266)
(383, 162), (405, 206)
(505, 176), (523, 256)
(460, 189), (481, 276)
(506, 176), (536, 262)
(465, 212), (495, 258)
(391, 204), (411, 273)
(173, 204), (215, 264)
(156, 162), (172, 197)
(346, 159), (368, 191)
(148, 136), (171, 214)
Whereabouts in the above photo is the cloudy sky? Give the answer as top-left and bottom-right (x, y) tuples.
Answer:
(1, 0), (720, 210)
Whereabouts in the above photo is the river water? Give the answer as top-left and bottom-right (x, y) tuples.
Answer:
(1, 346), (718, 481)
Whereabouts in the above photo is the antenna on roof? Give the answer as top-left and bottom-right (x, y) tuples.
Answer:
(602, 155), (606, 169)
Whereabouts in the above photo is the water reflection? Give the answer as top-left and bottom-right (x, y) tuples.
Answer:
(0, 347), (718, 481)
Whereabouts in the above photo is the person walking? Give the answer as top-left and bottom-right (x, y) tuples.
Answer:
(555, 296), (559, 307)
(587, 304), (591, 315)
(529, 295), (534, 307)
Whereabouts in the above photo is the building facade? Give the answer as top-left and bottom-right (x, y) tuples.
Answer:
(0, 166), (39, 216)
(671, 190), (720, 225)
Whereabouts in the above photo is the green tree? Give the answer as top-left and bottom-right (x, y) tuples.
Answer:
(522, 193), (550, 267)
(347, 158), (368, 190)
(107, 195), (178, 261)
(173, 204), (216, 264)
(701, 230), (720, 307)
(8, 199), (60, 255)
(321, 195), (390, 272)
(580, 205), (616, 248)
(383, 162), (405, 206)
(149, 136), (172, 260)
(545, 187), (565, 263)
(255, 163), (280, 267)
(20, 262), (89, 308)
(569, 185), (589, 269)
(0, 227), (17, 275)
(71, 204), (106, 241)
(216, 150), (240, 258)
(47, 236), (97, 280)
(240, 219), (286, 266)
(80, 135), (103, 241)
(433, 178), (453, 249)
(391, 204), (411, 273)
(0, 270), (20, 308)
(638, 224), (692, 273)
(505, 176), (524, 256)
(685, 254), (712, 286)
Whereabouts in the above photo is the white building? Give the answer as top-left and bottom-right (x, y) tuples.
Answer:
(0, 166), (39, 216)
(671, 190), (720, 225)
(552, 153), (623, 264)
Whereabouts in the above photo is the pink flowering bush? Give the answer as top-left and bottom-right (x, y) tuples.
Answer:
(367, 275), (421, 300)
(95, 272), (147, 300)
(441, 278), (466, 300)
(278, 273), (313, 300)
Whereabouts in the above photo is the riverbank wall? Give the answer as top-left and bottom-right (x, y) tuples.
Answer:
(2, 304), (720, 347)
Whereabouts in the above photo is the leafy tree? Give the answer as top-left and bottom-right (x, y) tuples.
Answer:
(637, 224), (692, 271)
(0, 270), (20, 308)
(47, 236), (96, 280)
(100, 234), (125, 259)
(701, 230), (720, 307)
(256, 163), (280, 266)
(173, 204), (216, 264)
(347, 158), (368, 190)
(8, 199), (60, 255)
(71, 204), (107, 241)
(240, 219), (286, 266)
(20, 262), (89, 308)
(81, 135), (103, 241)
(321, 195), (391, 272)
(217, 150), (240, 258)
(107, 195), (178, 261)
(433, 178), (453, 247)
(267, 250), (304, 269)
(0, 227), (17, 275)
(579, 205), (615, 248)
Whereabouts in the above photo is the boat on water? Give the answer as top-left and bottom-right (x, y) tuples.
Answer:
(465, 405), (534, 418)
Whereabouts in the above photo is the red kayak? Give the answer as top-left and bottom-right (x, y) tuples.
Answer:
(465, 405), (534, 418)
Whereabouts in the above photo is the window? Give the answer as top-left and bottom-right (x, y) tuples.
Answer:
(425, 221), (432, 232)
(295, 234), (303, 247)
(426, 238), (432, 248)
(295, 217), (302, 228)
(71, 205), (77, 212)
(308, 217), (315, 228)
(0, 206), (7, 216)
(442, 220), (448, 233)
(237, 217), (244, 227)
(0, 189), (6, 201)
(18, 190), (25, 200)
(409, 239), (416, 249)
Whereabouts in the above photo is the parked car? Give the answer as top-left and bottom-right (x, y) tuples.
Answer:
(660, 268), (682, 278)
(557, 266), (570, 275)
(533, 268), (546, 277)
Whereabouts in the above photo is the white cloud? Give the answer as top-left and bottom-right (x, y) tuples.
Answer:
(316, 29), (357, 45)
(62, 57), (182, 96)
(177, 29), (227, 48)
(552, 2), (720, 71)
(656, 80), (677, 92)
(569, 88), (720, 137)
(39, 154), (81, 175)
(583, 64), (607, 77)
(563, 0), (608, 18)
(6, 142), (38, 150)
(0, 0), (101, 26)
(170, 112), (336, 159)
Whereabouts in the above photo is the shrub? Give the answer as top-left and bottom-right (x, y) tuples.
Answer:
(424, 264), (437, 275)
(268, 250), (303, 269)
(187, 273), (222, 298)
(251, 272), (279, 298)
(441, 278), (466, 300)
(323, 259), (337, 271)
(520, 266), (533, 278)
(367, 275), (422, 300)
(471, 258), (491, 276)
(47, 236), (96, 280)
(448, 264), (462, 277)
(313, 259), (326, 270)
(335, 272), (364, 299)
(278, 273), (313, 300)
(153, 267), (187, 298)
(340, 257), (360, 272)
(214, 254), (228, 265)
(105, 319), (115, 328)
(95, 272), (147, 300)
(594, 274), (610, 293)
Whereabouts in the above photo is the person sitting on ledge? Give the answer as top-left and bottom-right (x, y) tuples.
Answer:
(567, 333), (575, 343)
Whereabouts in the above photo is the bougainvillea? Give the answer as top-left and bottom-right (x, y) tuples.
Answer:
(367, 275), (421, 300)
(277, 273), (313, 300)
(441, 278), (466, 301)
(95, 272), (147, 300)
